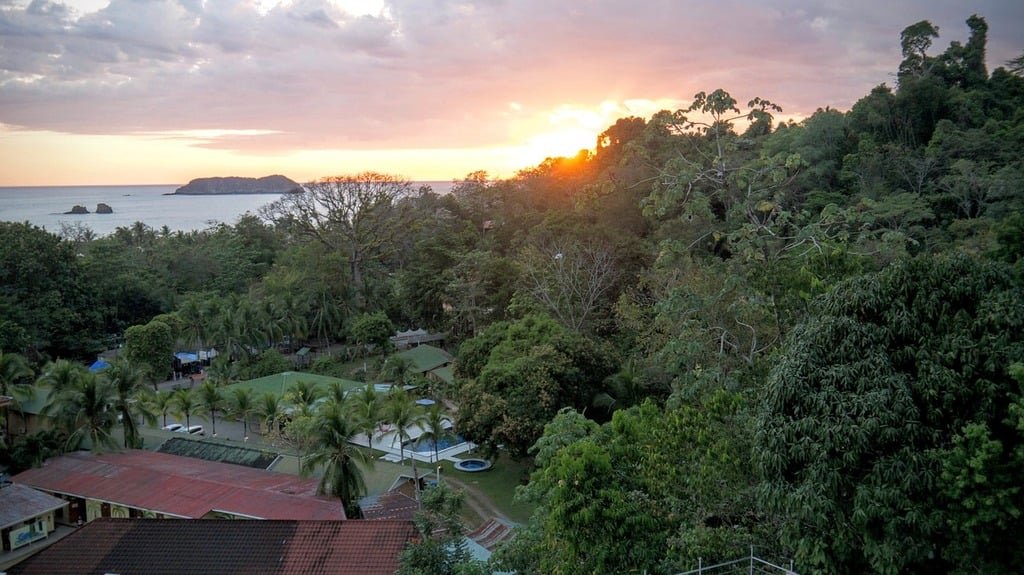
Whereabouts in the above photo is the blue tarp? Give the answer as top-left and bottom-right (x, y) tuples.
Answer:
(88, 359), (110, 372)
(174, 352), (199, 363)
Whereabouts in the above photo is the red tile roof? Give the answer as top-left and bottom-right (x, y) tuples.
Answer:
(12, 450), (344, 520)
(8, 518), (418, 575)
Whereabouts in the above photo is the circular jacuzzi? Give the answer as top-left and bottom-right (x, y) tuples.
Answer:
(453, 458), (492, 472)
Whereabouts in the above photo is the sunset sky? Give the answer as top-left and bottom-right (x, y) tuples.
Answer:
(1, 0), (1022, 186)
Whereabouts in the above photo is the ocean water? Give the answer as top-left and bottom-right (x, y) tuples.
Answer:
(0, 181), (454, 237)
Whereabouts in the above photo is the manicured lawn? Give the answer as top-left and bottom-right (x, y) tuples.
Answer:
(440, 453), (536, 525)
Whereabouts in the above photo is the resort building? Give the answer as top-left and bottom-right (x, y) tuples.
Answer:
(0, 483), (68, 567)
(11, 450), (344, 523)
(6, 518), (417, 575)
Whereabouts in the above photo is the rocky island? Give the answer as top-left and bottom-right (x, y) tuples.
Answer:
(171, 175), (303, 195)
(64, 203), (114, 214)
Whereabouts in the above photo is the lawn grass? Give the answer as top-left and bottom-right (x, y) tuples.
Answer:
(440, 453), (536, 524)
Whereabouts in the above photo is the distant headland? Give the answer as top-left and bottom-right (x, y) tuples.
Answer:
(170, 175), (303, 195)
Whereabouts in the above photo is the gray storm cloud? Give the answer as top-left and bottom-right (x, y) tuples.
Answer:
(1, 0), (1021, 152)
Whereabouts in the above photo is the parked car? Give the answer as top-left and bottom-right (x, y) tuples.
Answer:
(162, 423), (184, 432)
(178, 425), (204, 436)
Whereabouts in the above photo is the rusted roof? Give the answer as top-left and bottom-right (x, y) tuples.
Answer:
(12, 450), (344, 520)
(361, 490), (419, 522)
(8, 518), (418, 575)
(0, 483), (68, 529)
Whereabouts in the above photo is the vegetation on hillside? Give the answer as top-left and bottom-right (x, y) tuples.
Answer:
(1, 14), (1022, 574)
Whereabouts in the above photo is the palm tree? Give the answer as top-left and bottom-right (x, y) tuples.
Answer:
(419, 403), (453, 465)
(285, 379), (321, 412)
(300, 403), (373, 517)
(0, 351), (34, 436)
(228, 387), (257, 439)
(257, 392), (285, 438)
(309, 282), (345, 350)
(44, 371), (118, 453)
(323, 381), (349, 413)
(197, 381), (225, 436)
(37, 359), (85, 396)
(351, 384), (380, 450)
(151, 389), (175, 427)
(380, 355), (417, 386)
(386, 387), (426, 501)
(172, 388), (197, 430)
(104, 358), (155, 448)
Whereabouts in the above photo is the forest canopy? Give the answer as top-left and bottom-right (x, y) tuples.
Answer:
(1, 14), (1022, 575)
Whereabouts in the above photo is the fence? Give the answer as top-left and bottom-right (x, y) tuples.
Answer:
(675, 547), (798, 575)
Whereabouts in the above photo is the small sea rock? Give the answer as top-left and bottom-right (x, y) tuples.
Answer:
(66, 205), (89, 214)
(96, 203), (113, 214)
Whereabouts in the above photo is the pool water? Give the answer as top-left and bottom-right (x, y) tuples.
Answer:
(409, 435), (466, 453)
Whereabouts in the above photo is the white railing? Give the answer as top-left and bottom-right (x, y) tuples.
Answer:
(675, 547), (797, 575)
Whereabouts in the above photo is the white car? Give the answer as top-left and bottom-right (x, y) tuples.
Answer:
(162, 423), (184, 432)
(179, 425), (204, 436)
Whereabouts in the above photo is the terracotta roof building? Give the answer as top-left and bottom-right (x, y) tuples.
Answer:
(7, 518), (418, 575)
(12, 450), (344, 523)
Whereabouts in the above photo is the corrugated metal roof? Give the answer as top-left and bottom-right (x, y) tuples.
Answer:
(360, 490), (419, 522)
(8, 518), (418, 575)
(395, 344), (453, 373)
(156, 437), (279, 469)
(12, 450), (344, 520)
(0, 483), (68, 529)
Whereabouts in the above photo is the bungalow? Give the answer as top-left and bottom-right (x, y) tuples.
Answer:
(12, 450), (344, 524)
(6, 518), (417, 575)
(0, 483), (68, 563)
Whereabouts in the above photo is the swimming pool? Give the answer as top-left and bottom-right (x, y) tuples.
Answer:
(409, 435), (466, 453)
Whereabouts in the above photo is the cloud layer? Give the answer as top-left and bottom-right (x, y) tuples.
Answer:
(1, 0), (1022, 155)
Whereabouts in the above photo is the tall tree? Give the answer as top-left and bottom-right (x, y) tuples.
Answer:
(260, 172), (414, 306)
(257, 392), (285, 438)
(756, 254), (1024, 574)
(104, 358), (154, 448)
(386, 387), (426, 501)
(397, 484), (481, 575)
(300, 403), (373, 517)
(227, 386), (257, 439)
(197, 381), (225, 437)
(351, 383), (381, 450)
(150, 389), (175, 428)
(418, 403), (452, 465)
(171, 388), (197, 430)
(43, 371), (118, 453)
(0, 351), (34, 437)
(123, 319), (174, 387)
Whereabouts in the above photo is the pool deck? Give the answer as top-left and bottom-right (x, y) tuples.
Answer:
(351, 426), (477, 464)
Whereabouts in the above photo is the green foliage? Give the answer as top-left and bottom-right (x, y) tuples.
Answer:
(502, 397), (773, 574)
(298, 403), (372, 517)
(351, 311), (395, 352)
(3, 429), (66, 472)
(237, 348), (291, 380)
(756, 254), (1024, 574)
(0, 222), (102, 357)
(123, 319), (174, 383)
(43, 369), (119, 453)
(456, 314), (615, 457)
(397, 484), (483, 575)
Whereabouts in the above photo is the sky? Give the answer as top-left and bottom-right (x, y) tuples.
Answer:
(0, 0), (1022, 186)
